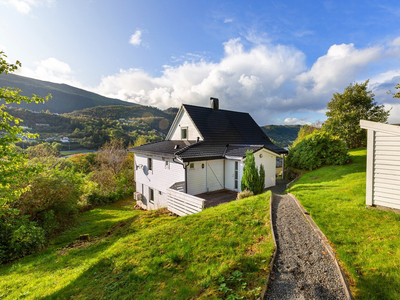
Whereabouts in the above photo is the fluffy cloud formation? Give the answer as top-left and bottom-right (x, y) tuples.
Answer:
(0, 0), (53, 14)
(16, 57), (82, 87)
(94, 38), (307, 120)
(92, 37), (400, 123)
(284, 118), (311, 125)
(129, 30), (142, 46)
(13, 36), (400, 124)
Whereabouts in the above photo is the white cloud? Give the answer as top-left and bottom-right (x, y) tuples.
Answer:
(93, 38), (307, 117)
(224, 18), (233, 23)
(284, 117), (311, 125)
(90, 38), (400, 124)
(0, 0), (53, 14)
(129, 30), (142, 46)
(0, 44), (7, 51)
(16, 57), (82, 87)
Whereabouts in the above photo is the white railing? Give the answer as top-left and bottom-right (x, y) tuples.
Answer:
(167, 182), (205, 216)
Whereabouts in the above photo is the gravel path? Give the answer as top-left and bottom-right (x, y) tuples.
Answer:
(264, 194), (347, 300)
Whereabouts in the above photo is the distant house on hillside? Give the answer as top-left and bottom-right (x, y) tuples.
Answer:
(129, 98), (287, 216)
(360, 120), (400, 210)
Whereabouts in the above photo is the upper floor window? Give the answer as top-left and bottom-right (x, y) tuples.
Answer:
(181, 127), (188, 140)
(147, 157), (152, 171)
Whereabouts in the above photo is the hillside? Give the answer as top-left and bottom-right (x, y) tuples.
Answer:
(261, 125), (301, 148)
(67, 105), (175, 122)
(0, 74), (137, 113)
(0, 193), (274, 299)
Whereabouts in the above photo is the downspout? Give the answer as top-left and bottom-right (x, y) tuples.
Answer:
(173, 157), (189, 193)
(281, 154), (285, 179)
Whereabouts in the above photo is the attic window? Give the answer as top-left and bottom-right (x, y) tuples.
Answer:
(181, 127), (188, 140)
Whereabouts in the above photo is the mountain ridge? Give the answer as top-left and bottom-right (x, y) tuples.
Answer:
(0, 73), (137, 113)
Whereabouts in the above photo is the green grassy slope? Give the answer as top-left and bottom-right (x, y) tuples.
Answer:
(0, 74), (137, 113)
(289, 149), (400, 300)
(0, 193), (274, 299)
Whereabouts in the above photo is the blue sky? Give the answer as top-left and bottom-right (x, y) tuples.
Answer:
(1, 0), (400, 125)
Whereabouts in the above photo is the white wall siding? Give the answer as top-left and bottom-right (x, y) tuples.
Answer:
(135, 154), (185, 210)
(372, 131), (400, 209)
(187, 159), (224, 195)
(169, 110), (203, 141)
(254, 149), (277, 188)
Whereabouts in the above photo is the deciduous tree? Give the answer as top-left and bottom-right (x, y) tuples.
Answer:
(0, 52), (50, 216)
(324, 80), (390, 148)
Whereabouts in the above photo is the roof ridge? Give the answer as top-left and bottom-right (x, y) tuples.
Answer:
(182, 103), (250, 115)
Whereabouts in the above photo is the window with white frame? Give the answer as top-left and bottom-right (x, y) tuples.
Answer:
(147, 157), (152, 171)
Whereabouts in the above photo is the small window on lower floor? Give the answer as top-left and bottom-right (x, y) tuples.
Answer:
(149, 188), (154, 203)
(159, 191), (162, 195)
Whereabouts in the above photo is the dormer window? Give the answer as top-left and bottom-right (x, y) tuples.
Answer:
(181, 127), (188, 140)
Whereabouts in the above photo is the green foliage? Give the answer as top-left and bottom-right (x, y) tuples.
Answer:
(241, 151), (265, 194)
(65, 153), (98, 174)
(0, 52), (50, 217)
(324, 80), (390, 149)
(25, 142), (59, 159)
(0, 215), (46, 264)
(286, 131), (350, 170)
(261, 125), (301, 148)
(14, 168), (85, 234)
(292, 124), (319, 146)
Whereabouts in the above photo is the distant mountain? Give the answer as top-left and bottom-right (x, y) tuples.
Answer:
(67, 105), (176, 122)
(0, 74), (137, 113)
(262, 125), (301, 148)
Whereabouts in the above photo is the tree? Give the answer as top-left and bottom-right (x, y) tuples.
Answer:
(324, 80), (390, 149)
(393, 84), (400, 99)
(0, 52), (50, 216)
(241, 150), (265, 195)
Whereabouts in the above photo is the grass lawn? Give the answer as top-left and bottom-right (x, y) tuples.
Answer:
(289, 149), (400, 300)
(0, 193), (274, 299)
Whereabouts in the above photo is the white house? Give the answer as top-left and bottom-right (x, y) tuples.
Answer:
(360, 120), (400, 210)
(129, 98), (288, 214)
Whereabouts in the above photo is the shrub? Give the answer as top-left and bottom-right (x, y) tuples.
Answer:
(286, 131), (350, 170)
(241, 151), (265, 195)
(236, 190), (254, 200)
(14, 168), (85, 234)
(0, 215), (46, 264)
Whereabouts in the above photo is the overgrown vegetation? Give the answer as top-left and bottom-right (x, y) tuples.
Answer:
(0, 193), (274, 299)
(286, 130), (350, 170)
(289, 149), (400, 299)
(0, 52), (135, 264)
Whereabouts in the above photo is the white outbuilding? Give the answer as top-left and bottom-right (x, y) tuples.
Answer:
(360, 120), (400, 210)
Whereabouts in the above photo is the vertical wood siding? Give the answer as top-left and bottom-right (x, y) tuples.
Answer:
(187, 159), (224, 195)
(373, 131), (400, 209)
